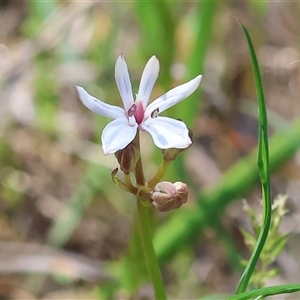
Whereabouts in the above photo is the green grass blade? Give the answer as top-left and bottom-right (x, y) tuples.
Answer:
(135, 0), (175, 87)
(235, 24), (272, 294)
(188, 1), (217, 78)
(229, 284), (300, 300)
(178, 0), (217, 128)
(46, 164), (112, 247)
(168, 0), (217, 184)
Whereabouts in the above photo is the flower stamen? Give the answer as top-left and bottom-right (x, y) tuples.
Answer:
(128, 104), (137, 117)
(151, 108), (159, 118)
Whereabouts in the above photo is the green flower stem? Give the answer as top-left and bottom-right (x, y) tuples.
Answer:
(124, 174), (136, 192)
(136, 199), (167, 300)
(133, 131), (167, 300)
(147, 160), (171, 188)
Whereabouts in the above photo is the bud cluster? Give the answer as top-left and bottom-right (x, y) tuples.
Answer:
(111, 130), (193, 212)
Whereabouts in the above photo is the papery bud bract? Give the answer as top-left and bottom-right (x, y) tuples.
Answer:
(115, 139), (140, 174)
(162, 148), (184, 161)
(111, 168), (132, 193)
(150, 181), (188, 212)
(162, 128), (193, 161)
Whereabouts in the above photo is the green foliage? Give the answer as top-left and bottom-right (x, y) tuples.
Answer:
(34, 55), (58, 134)
(135, 0), (175, 87)
(47, 163), (113, 247)
(2, 1), (300, 299)
(235, 23), (272, 295)
(229, 284), (300, 300)
(240, 195), (288, 288)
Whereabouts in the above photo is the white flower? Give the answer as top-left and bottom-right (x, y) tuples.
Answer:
(76, 54), (202, 154)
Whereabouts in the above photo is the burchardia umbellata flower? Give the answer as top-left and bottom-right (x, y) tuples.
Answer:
(76, 55), (202, 154)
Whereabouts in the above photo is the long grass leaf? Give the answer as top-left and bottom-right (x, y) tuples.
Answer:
(235, 23), (272, 294)
(229, 284), (300, 300)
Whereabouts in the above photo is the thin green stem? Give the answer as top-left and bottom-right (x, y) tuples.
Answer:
(124, 174), (136, 192)
(133, 131), (166, 300)
(136, 198), (167, 300)
(148, 160), (171, 188)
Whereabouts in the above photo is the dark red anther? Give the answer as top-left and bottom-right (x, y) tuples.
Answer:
(151, 108), (159, 118)
(128, 104), (137, 117)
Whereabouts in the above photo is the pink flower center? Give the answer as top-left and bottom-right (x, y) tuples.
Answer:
(128, 102), (145, 124)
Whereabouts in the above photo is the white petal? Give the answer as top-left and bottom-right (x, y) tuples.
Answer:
(115, 54), (134, 112)
(137, 55), (159, 107)
(101, 118), (137, 154)
(145, 75), (202, 118)
(76, 86), (125, 119)
(141, 116), (191, 149)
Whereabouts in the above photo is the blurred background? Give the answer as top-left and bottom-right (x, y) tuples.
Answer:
(0, 1), (300, 299)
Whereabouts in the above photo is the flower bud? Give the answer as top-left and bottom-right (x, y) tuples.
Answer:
(162, 128), (193, 161)
(150, 181), (188, 212)
(115, 140), (140, 174)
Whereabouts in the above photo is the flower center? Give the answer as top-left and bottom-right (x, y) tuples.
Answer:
(128, 102), (145, 124)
